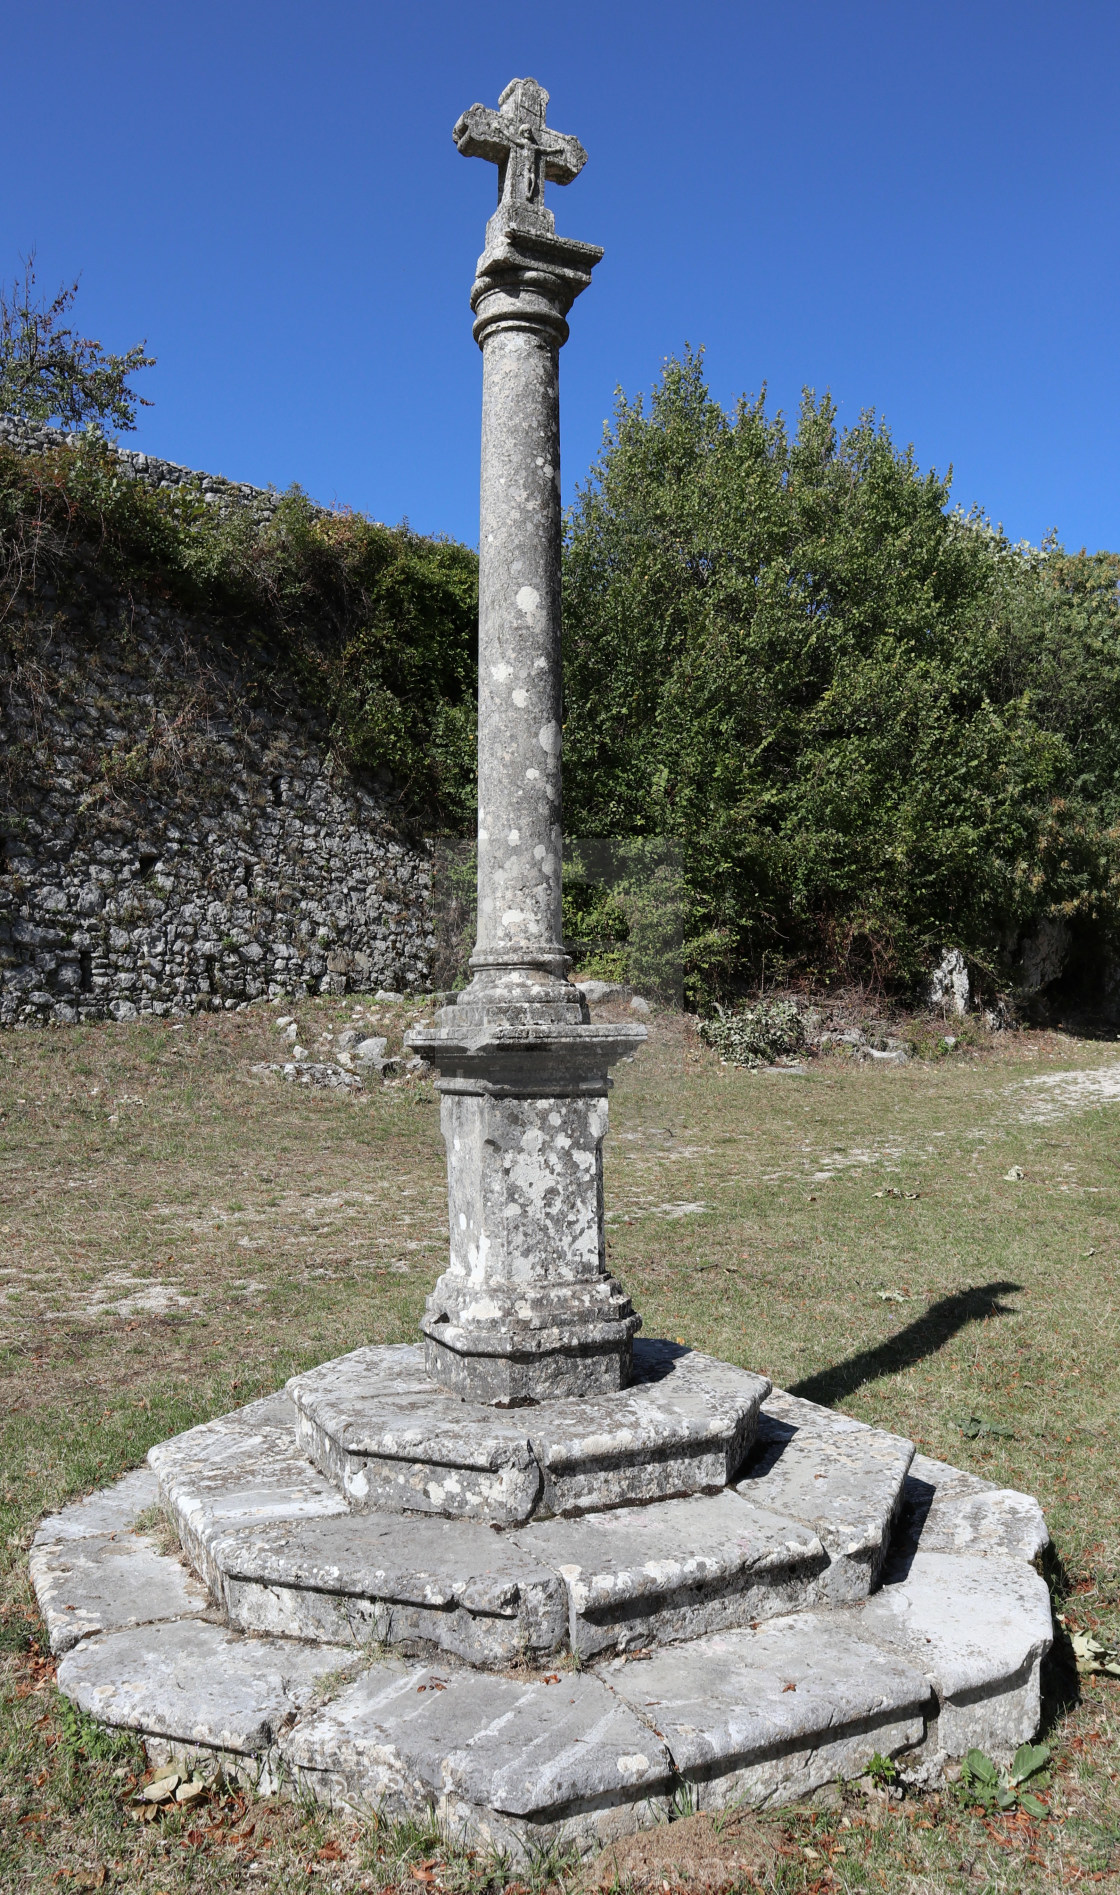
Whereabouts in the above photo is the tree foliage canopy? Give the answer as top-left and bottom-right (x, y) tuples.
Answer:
(0, 259), (155, 432)
(561, 350), (1120, 999)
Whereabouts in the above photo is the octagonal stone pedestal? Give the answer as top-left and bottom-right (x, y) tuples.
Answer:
(34, 1343), (1053, 1861)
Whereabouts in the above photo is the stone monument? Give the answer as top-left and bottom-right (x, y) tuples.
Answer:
(31, 80), (1055, 1859)
(408, 75), (645, 1405)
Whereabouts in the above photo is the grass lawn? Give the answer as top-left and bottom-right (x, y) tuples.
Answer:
(1, 997), (1119, 1892)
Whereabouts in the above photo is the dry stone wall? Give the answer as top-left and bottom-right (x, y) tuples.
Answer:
(0, 416), (296, 530)
(0, 433), (433, 1025)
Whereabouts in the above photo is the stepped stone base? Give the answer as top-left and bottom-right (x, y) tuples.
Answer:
(287, 1340), (770, 1524)
(34, 1344), (1053, 1859)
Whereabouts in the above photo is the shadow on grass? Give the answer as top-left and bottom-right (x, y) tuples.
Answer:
(789, 1280), (1022, 1409)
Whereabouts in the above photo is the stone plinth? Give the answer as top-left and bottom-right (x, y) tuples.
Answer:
(409, 1024), (645, 1401)
(38, 1370), (1053, 1854)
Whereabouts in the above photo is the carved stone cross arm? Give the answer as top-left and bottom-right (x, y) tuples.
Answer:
(453, 77), (587, 226)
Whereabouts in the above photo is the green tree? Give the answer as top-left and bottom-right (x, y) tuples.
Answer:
(0, 257), (154, 431)
(561, 349), (1120, 1000)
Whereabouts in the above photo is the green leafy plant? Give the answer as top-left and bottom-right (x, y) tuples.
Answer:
(865, 1751), (899, 1787)
(562, 348), (1120, 1004)
(0, 255), (154, 431)
(697, 997), (805, 1067)
(958, 1413), (1016, 1440)
(958, 1743), (1051, 1817)
(1066, 1625), (1120, 1678)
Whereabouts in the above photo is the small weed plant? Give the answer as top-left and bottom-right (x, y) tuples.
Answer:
(697, 997), (805, 1067)
(957, 1742), (1052, 1818)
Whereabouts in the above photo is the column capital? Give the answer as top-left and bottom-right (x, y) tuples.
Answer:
(469, 225), (604, 349)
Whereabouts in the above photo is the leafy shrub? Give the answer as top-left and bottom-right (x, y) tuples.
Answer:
(562, 348), (1120, 1003)
(697, 997), (804, 1066)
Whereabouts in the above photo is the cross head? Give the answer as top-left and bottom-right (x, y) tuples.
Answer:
(454, 78), (587, 225)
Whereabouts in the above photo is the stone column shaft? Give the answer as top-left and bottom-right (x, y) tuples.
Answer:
(474, 328), (564, 984)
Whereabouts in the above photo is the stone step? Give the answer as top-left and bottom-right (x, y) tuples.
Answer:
(30, 1529), (211, 1655)
(215, 1512), (568, 1665)
(280, 1655), (675, 1858)
(31, 1466), (210, 1656)
(735, 1390), (915, 1601)
(148, 1397), (347, 1595)
(600, 1614), (931, 1809)
(897, 1452), (1050, 1562)
(203, 1487), (828, 1668)
(287, 1339), (770, 1525)
(56, 1619), (357, 1786)
(853, 1549), (1053, 1762)
(510, 1489), (826, 1659)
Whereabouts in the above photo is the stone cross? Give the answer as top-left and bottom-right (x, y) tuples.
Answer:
(407, 81), (646, 1406)
(453, 78), (587, 232)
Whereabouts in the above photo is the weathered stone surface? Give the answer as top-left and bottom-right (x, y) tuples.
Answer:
(403, 80), (646, 1406)
(855, 1550), (1053, 1761)
(737, 1392), (913, 1600)
(30, 1530), (210, 1654)
(57, 1619), (354, 1753)
(215, 1511), (567, 1663)
(513, 1490), (825, 1659)
(32, 1466), (158, 1546)
(529, 1344), (769, 1516)
(0, 463), (434, 1031)
(899, 1452), (1048, 1562)
(231, 1391), (301, 1431)
(914, 1489), (1048, 1563)
(289, 1344), (543, 1524)
(150, 1410), (346, 1593)
(282, 1654), (673, 1855)
(289, 1341), (767, 1524)
(603, 1615), (930, 1809)
(418, 1080), (643, 1403)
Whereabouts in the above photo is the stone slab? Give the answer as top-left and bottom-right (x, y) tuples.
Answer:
(900, 1453), (1048, 1562)
(32, 1466), (159, 1547)
(289, 1345), (542, 1525)
(30, 1530), (211, 1654)
(282, 1655), (673, 1855)
(149, 1411), (347, 1595)
(56, 1619), (355, 1754)
(528, 1344), (770, 1516)
(229, 1391), (300, 1431)
(287, 1340), (768, 1526)
(512, 1490), (825, 1658)
(736, 1395), (913, 1600)
(855, 1549), (1053, 1761)
(602, 1614), (930, 1809)
(215, 1511), (566, 1664)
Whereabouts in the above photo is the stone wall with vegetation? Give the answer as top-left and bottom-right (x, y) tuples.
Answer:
(0, 427), (476, 1027)
(0, 589), (434, 1026)
(0, 415), (293, 530)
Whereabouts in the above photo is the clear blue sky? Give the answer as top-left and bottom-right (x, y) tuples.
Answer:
(4, 2), (1117, 551)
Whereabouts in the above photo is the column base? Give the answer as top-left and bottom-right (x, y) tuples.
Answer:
(421, 1311), (639, 1405)
(405, 1013), (647, 1407)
